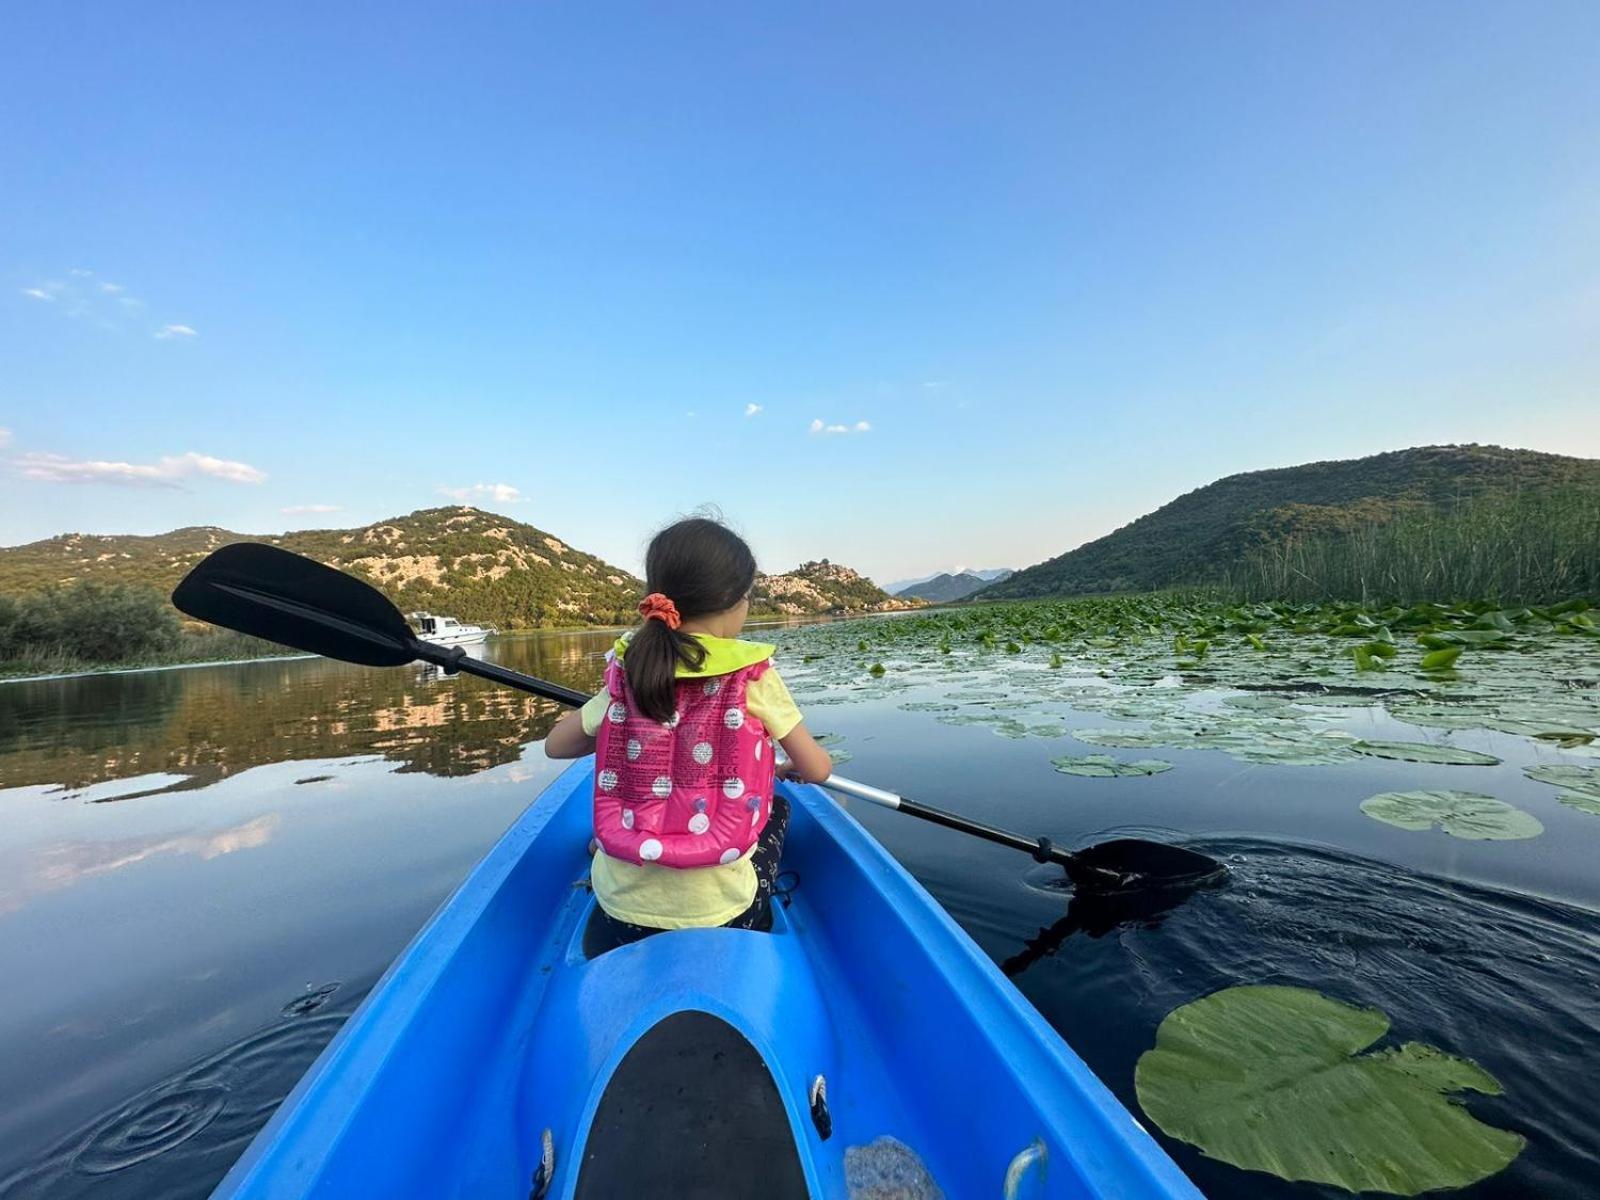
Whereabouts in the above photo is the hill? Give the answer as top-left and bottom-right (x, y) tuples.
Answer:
(754, 560), (921, 616)
(895, 570), (1011, 603)
(982, 445), (1600, 599)
(0, 509), (914, 630)
(0, 507), (642, 628)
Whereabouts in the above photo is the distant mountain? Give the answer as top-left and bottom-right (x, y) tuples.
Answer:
(982, 445), (1600, 599)
(885, 566), (1013, 593)
(0, 507), (642, 628)
(0, 509), (914, 628)
(754, 560), (921, 616)
(894, 569), (1012, 603)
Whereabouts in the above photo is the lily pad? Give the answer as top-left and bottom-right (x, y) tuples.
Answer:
(1134, 985), (1524, 1195)
(1050, 754), (1173, 778)
(1352, 740), (1502, 766)
(1523, 765), (1600, 815)
(1360, 790), (1543, 840)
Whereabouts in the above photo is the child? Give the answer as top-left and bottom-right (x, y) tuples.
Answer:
(545, 517), (832, 943)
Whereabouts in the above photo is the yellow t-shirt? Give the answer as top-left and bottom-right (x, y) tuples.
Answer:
(581, 633), (802, 929)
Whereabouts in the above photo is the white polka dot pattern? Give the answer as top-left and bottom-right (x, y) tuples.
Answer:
(723, 707), (744, 730)
(692, 741), (713, 765)
(688, 813), (710, 835)
(621, 808), (634, 829)
(702, 678), (721, 695)
(625, 739), (641, 761)
(719, 847), (741, 865)
(639, 839), (663, 861)
(722, 777), (745, 799)
(608, 702), (627, 725)
(651, 775), (673, 798)
(597, 769), (618, 792)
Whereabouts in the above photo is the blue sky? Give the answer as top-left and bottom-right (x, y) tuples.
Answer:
(4, 3), (1597, 582)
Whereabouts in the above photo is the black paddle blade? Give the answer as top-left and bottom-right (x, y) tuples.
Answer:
(172, 542), (421, 667)
(1066, 838), (1226, 894)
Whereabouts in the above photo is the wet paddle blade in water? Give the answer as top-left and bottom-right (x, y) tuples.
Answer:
(1066, 838), (1228, 894)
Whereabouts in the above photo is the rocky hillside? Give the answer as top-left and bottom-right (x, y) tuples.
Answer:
(895, 570), (1012, 603)
(0, 507), (643, 628)
(983, 445), (1600, 599)
(0, 510), (914, 627)
(753, 560), (920, 616)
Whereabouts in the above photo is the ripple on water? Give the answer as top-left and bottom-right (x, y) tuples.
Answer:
(987, 840), (1600, 1200)
(0, 1008), (352, 1200)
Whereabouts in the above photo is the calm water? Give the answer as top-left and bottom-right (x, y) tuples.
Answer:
(1, 626), (1597, 1198)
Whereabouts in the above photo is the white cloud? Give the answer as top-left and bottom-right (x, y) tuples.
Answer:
(21, 288), (54, 301)
(98, 281), (125, 294)
(282, 503), (341, 515)
(436, 482), (524, 503)
(0, 428), (10, 448)
(745, 403), (763, 417)
(68, 267), (93, 278)
(809, 418), (872, 436)
(18, 450), (267, 488)
(154, 323), (197, 339)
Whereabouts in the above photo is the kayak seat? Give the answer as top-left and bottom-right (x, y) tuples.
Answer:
(573, 1010), (809, 1198)
(579, 891), (785, 960)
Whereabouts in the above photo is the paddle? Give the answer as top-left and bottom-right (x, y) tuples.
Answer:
(172, 542), (1225, 894)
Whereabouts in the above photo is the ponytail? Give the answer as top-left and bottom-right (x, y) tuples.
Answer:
(625, 518), (757, 723)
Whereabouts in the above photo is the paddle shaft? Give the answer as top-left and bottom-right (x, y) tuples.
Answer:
(816, 775), (1080, 870)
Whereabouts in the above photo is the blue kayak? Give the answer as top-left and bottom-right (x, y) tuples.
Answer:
(211, 761), (1201, 1198)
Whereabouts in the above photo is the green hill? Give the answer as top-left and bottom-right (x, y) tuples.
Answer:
(0, 507), (644, 628)
(983, 445), (1600, 599)
(0, 508), (915, 633)
(754, 560), (920, 616)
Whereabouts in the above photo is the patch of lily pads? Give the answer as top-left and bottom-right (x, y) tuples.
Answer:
(1351, 740), (1502, 766)
(1523, 764), (1600, 815)
(1134, 984), (1524, 1195)
(1360, 789), (1543, 840)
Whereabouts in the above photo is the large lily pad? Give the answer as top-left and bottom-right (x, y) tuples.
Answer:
(1049, 754), (1173, 778)
(1352, 740), (1502, 766)
(1360, 790), (1543, 840)
(1134, 985), (1524, 1195)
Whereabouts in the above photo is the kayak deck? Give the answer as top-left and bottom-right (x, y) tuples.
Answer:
(212, 762), (1200, 1198)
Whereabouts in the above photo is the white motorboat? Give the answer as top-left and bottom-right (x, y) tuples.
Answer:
(408, 612), (492, 648)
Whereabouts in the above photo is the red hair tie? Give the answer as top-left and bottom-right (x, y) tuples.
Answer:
(638, 592), (681, 630)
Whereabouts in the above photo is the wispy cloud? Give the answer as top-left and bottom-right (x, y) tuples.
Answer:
(0, 428), (11, 449)
(745, 403), (763, 417)
(282, 503), (341, 515)
(19, 270), (179, 334)
(18, 450), (267, 489)
(809, 418), (872, 436)
(436, 482), (524, 503)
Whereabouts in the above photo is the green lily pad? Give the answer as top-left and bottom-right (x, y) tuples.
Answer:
(1523, 765), (1600, 815)
(1134, 985), (1525, 1195)
(1070, 727), (1178, 749)
(1352, 740), (1502, 766)
(1050, 754), (1173, 778)
(1360, 790), (1543, 840)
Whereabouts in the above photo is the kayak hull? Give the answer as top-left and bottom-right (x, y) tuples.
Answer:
(212, 761), (1200, 1198)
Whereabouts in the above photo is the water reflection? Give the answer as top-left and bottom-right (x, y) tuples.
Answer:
(0, 631), (613, 797)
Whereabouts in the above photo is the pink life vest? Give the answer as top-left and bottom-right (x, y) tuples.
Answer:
(592, 657), (777, 868)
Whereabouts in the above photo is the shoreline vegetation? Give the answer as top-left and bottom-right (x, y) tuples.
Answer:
(4, 488), (1596, 682)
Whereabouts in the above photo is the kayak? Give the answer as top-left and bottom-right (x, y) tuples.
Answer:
(211, 760), (1201, 1198)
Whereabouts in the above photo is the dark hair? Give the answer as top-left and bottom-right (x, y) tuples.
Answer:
(626, 517), (757, 723)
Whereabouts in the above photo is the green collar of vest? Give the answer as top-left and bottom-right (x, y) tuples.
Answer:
(612, 631), (775, 678)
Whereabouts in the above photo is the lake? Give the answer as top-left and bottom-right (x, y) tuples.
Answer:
(1, 612), (1597, 1198)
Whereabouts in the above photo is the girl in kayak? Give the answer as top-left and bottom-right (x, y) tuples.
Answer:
(545, 517), (832, 943)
